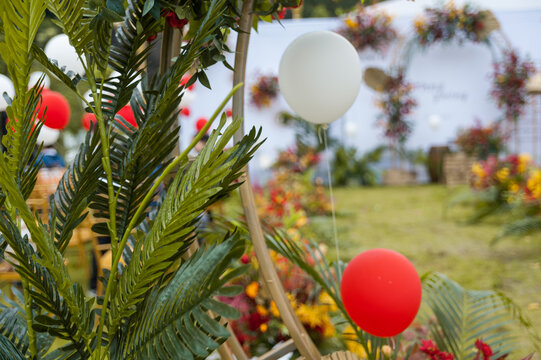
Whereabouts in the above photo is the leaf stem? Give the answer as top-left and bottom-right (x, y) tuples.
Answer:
(22, 278), (38, 359)
(94, 83), (243, 359)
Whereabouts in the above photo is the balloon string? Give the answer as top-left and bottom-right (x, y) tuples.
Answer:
(321, 125), (341, 281)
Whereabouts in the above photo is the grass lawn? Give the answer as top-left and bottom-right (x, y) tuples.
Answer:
(330, 184), (541, 353)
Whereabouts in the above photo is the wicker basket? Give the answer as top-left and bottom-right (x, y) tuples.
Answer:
(443, 152), (475, 186)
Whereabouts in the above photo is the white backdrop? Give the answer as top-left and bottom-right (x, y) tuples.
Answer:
(180, 1), (541, 180)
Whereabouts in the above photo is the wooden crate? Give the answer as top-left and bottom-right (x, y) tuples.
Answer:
(443, 152), (475, 186)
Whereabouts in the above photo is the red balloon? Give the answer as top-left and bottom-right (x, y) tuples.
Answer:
(180, 75), (195, 91)
(181, 107), (191, 117)
(82, 113), (96, 130)
(37, 90), (71, 130)
(340, 248), (422, 337)
(117, 105), (137, 128)
(195, 117), (208, 132)
(225, 109), (233, 118)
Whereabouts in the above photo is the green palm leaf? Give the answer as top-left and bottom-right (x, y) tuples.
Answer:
(107, 117), (261, 338)
(112, 234), (245, 360)
(0, 333), (25, 360)
(0, 211), (91, 359)
(493, 216), (541, 244)
(422, 272), (540, 359)
(51, 127), (103, 253)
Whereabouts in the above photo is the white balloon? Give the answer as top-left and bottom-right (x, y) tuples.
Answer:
(278, 31), (362, 124)
(344, 120), (358, 138)
(428, 114), (442, 130)
(0, 74), (15, 111)
(82, 90), (93, 108)
(29, 72), (51, 89)
(37, 124), (60, 146)
(44, 34), (85, 75)
(259, 154), (274, 169)
(180, 91), (196, 108)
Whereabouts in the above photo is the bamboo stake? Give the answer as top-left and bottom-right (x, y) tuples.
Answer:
(232, 0), (321, 359)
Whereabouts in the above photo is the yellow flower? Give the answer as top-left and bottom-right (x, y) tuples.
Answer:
(270, 301), (280, 317)
(296, 304), (320, 328)
(496, 167), (509, 182)
(295, 215), (308, 228)
(343, 326), (368, 359)
(246, 281), (259, 299)
(319, 291), (338, 312)
(518, 153), (531, 173)
(471, 163), (485, 179)
(509, 182), (521, 194)
(344, 17), (357, 30)
(259, 323), (268, 332)
(527, 170), (541, 199)
(382, 345), (392, 358)
(413, 16), (426, 30)
(257, 304), (269, 317)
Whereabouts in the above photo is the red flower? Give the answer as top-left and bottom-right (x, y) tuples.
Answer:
(147, 34), (157, 42)
(420, 339), (455, 360)
(240, 254), (250, 264)
(474, 340), (493, 360)
(164, 10), (189, 29)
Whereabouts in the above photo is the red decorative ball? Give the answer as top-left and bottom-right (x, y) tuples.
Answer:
(195, 117), (208, 132)
(117, 105), (137, 128)
(37, 90), (71, 130)
(225, 109), (233, 118)
(82, 113), (96, 130)
(181, 107), (191, 117)
(180, 75), (195, 91)
(340, 248), (422, 337)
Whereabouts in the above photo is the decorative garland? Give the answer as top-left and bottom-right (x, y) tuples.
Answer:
(336, 7), (397, 53)
(413, 3), (494, 46)
(491, 50), (536, 122)
(250, 73), (279, 109)
(365, 1), (537, 145)
(376, 70), (417, 144)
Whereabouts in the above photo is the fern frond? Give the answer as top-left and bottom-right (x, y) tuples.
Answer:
(107, 117), (261, 339)
(422, 272), (540, 359)
(0, 333), (25, 360)
(51, 127), (103, 253)
(31, 44), (83, 92)
(112, 234), (245, 360)
(0, 211), (91, 358)
(46, 0), (90, 58)
(493, 217), (541, 244)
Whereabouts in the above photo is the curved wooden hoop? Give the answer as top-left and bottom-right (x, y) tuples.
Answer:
(231, 1), (322, 359)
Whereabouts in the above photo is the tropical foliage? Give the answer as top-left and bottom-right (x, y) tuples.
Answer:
(0, 0), (289, 358)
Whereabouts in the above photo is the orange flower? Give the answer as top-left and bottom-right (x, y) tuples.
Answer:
(246, 281), (259, 299)
(259, 323), (268, 332)
(256, 304), (269, 317)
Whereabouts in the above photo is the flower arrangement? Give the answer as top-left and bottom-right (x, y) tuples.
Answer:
(273, 146), (321, 174)
(336, 7), (397, 53)
(223, 246), (338, 356)
(455, 120), (506, 159)
(377, 70), (417, 144)
(491, 50), (536, 122)
(250, 73), (279, 109)
(470, 154), (531, 194)
(413, 2), (489, 46)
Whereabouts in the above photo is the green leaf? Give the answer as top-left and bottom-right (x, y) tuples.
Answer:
(100, 7), (124, 22)
(107, 0), (125, 15)
(142, 0), (154, 16)
(197, 70), (211, 89)
(421, 272), (541, 359)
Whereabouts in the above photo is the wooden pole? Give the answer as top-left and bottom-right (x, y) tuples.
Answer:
(232, 0), (322, 359)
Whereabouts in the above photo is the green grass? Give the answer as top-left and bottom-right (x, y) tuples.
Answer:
(330, 184), (541, 354)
